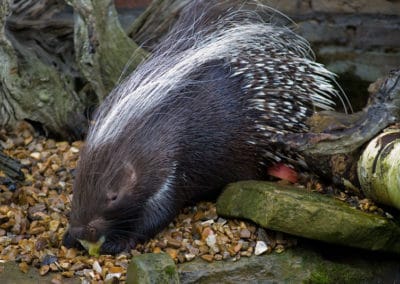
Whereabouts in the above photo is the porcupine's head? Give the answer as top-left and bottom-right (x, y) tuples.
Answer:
(62, 107), (182, 254)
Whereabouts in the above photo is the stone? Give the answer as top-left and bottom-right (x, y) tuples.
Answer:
(239, 228), (251, 239)
(105, 273), (122, 282)
(205, 234), (216, 248)
(126, 253), (179, 284)
(200, 254), (214, 262)
(29, 152), (41, 160)
(217, 181), (400, 254)
(178, 244), (400, 283)
(184, 253), (196, 262)
(92, 261), (102, 274)
(48, 220), (60, 232)
(254, 241), (268, 256)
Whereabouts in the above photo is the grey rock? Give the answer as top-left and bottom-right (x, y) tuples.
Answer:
(0, 261), (79, 284)
(216, 181), (400, 254)
(127, 253), (180, 284)
(178, 246), (400, 283)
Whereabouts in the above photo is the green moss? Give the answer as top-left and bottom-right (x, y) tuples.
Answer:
(308, 271), (331, 284)
(310, 263), (371, 283)
(127, 253), (179, 284)
(165, 265), (178, 278)
(217, 181), (400, 254)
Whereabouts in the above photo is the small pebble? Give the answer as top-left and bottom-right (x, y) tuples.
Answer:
(39, 265), (50, 276)
(233, 242), (242, 253)
(167, 237), (182, 249)
(49, 263), (59, 272)
(200, 254), (214, 262)
(165, 248), (178, 260)
(42, 254), (58, 266)
(70, 262), (86, 271)
(201, 227), (214, 240)
(240, 228), (251, 239)
(201, 220), (214, 226)
(30, 152), (41, 160)
(275, 244), (285, 254)
(109, 266), (124, 274)
(70, 147), (80, 153)
(48, 220), (60, 232)
(24, 136), (33, 145)
(18, 262), (29, 273)
(152, 247), (162, 253)
(184, 253), (196, 261)
(92, 261), (102, 274)
(60, 261), (71, 270)
(216, 217), (227, 225)
(105, 273), (122, 281)
(61, 271), (74, 278)
(65, 248), (77, 259)
(254, 241), (268, 256)
(205, 233), (216, 248)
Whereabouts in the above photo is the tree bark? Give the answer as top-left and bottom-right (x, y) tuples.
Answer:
(277, 69), (400, 192)
(0, 146), (23, 180)
(0, 0), (147, 140)
(67, 0), (148, 102)
(1, 0), (83, 139)
(128, 0), (190, 51)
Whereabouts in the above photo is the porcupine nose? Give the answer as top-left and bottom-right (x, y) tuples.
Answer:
(87, 226), (98, 242)
(68, 226), (86, 240)
(66, 225), (97, 242)
(86, 218), (107, 242)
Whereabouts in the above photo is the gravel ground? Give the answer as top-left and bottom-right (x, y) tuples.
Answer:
(0, 122), (383, 282)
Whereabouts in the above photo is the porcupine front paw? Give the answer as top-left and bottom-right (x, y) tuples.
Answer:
(62, 229), (83, 250)
(100, 238), (136, 255)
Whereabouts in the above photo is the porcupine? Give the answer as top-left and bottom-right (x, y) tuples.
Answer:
(63, 0), (350, 254)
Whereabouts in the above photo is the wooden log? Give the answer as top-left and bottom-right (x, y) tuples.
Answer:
(0, 0), (147, 139)
(1, 0), (86, 139)
(0, 146), (23, 180)
(67, 0), (148, 102)
(274, 69), (400, 194)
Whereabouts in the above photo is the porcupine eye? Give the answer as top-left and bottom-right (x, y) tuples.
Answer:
(106, 163), (137, 207)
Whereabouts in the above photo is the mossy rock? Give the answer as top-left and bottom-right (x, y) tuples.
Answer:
(217, 181), (400, 254)
(127, 253), (179, 284)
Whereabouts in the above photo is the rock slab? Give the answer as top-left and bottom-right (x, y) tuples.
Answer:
(179, 245), (400, 283)
(127, 253), (180, 284)
(216, 181), (400, 254)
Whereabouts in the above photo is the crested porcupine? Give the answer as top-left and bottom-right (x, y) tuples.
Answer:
(63, 0), (351, 254)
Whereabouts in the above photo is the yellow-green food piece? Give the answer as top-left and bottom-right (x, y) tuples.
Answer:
(78, 236), (105, 257)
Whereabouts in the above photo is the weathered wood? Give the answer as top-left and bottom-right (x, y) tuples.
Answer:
(275, 69), (400, 189)
(0, 0), (148, 139)
(1, 0), (86, 139)
(67, 0), (148, 102)
(0, 147), (23, 180)
(128, 0), (190, 51)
